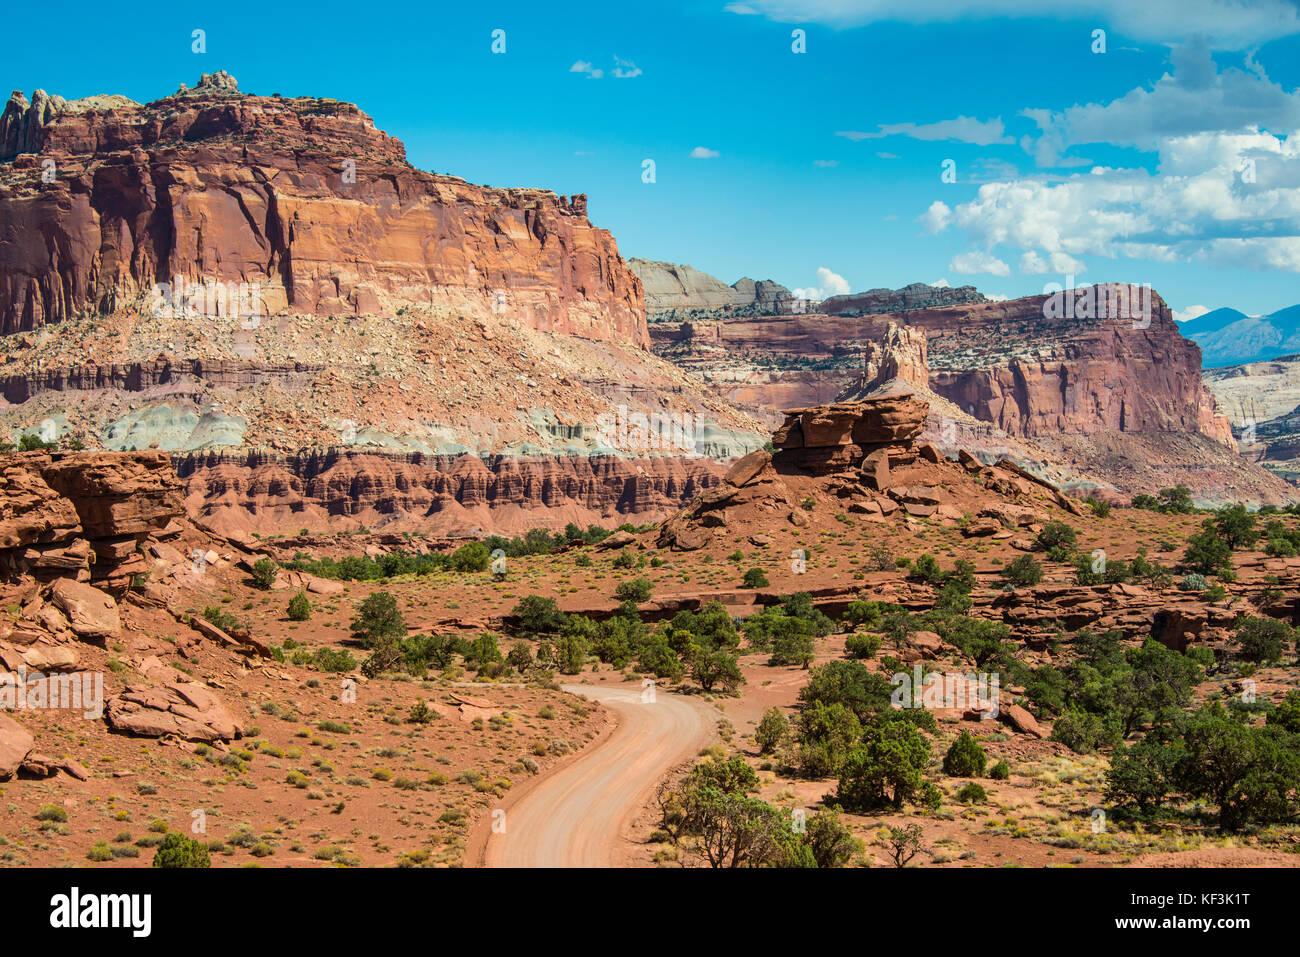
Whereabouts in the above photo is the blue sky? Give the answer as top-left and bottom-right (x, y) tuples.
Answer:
(4, 0), (1300, 318)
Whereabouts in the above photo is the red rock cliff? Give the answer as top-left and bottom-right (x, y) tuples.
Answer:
(914, 286), (1234, 446)
(0, 74), (647, 346)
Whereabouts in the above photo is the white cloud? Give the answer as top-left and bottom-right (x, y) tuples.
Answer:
(876, 151), (900, 159)
(793, 266), (851, 300)
(950, 251), (1011, 276)
(930, 128), (1300, 273)
(723, 1), (1300, 48)
(1019, 250), (1087, 274)
(572, 56), (642, 80)
(984, 292), (1011, 301)
(690, 146), (721, 159)
(930, 277), (951, 288)
(813, 159), (840, 167)
(724, 2), (761, 12)
(570, 60), (603, 79)
(1174, 304), (1212, 322)
(919, 200), (952, 234)
(1022, 38), (1300, 166)
(613, 56), (642, 79)
(837, 116), (1012, 146)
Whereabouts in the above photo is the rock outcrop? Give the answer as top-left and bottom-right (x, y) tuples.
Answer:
(0, 77), (645, 346)
(656, 392), (1092, 551)
(0, 450), (182, 591)
(629, 258), (794, 320)
(0, 713), (34, 779)
(177, 448), (725, 536)
(772, 392), (929, 475)
(918, 286), (1234, 445)
(649, 285), (1294, 504)
(105, 681), (242, 743)
(858, 322), (929, 393)
(820, 282), (986, 316)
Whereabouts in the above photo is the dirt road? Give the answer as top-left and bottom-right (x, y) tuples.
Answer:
(476, 683), (713, 867)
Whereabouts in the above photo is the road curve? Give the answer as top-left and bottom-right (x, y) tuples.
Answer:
(476, 683), (712, 867)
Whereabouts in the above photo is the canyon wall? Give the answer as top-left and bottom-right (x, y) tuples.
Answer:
(0, 75), (646, 346)
(176, 449), (724, 537)
(916, 288), (1234, 445)
(652, 286), (1233, 446)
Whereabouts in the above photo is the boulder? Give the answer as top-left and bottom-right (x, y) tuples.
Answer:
(48, 579), (120, 640)
(21, 644), (79, 672)
(723, 449), (771, 488)
(105, 682), (243, 742)
(0, 713), (34, 778)
(860, 448), (891, 492)
(596, 529), (636, 550)
(773, 393), (929, 475)
(1003, 704), (1046, 738)
(908, 631), (944, 659)
(917, 443), (942, 464)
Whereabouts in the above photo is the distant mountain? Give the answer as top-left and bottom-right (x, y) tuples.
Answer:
(1180, 304), (1300, 368)
(1179, 307), (1248, 337)
(627, 258), (794, 320)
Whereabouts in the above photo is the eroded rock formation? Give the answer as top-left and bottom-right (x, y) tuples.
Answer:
(0, 76), (645, 345)
(0, 450), (183, 591)
(176, 448), (725, 536)
(629, 258), (795, 320)
(772, 392), (929, 475)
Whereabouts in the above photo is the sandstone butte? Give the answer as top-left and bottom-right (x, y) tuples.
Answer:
(0, 74), (774, 535)
(0, 73), (646, 347)
(654, 285), (1231, 445)
(650, 283), (1296, 505)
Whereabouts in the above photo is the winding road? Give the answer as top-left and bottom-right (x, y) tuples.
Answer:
(475, 683), (713, 867)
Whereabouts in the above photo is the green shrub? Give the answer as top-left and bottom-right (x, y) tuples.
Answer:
(988, 760), (1010, 780)
(843, 600), (883, 629)
(742, 567), (769, 589)
(834, 716), (932, 811)
(250, 557), (279, 590)
(1000, 554), (1043, 586)
(349, 591), (405, 648)
(511, 595), (567, 637)
(1050, 708), (1118, 754)
(1156, 485), (1195, 514)
(1182, 521), (1234, 576)
(956, 781), (987, 803)
(941, 730), (987, 777)
(1214, 505), (1258, 549)
(614, 577), (652, 603)
(908, 553), (944, 584)
(844, 632), (881, 659)
(755, 707), (789, 754)
(1034, 522), (1078, 561)
(152, 833), (211, 868)
(313, 647), (356, 673)
(287, 590), (311, 621)
(450, 541), (491, 572)
(1234, 616), (1294, 665)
